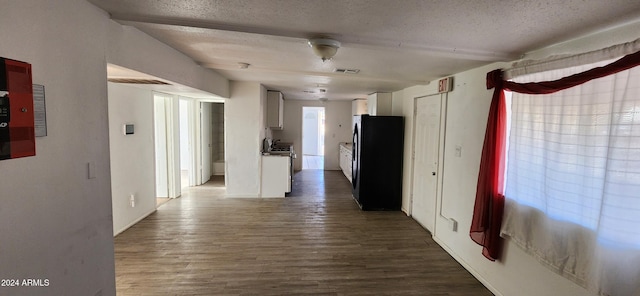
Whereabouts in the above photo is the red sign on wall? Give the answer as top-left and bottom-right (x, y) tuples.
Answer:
(0, 57), (35, 160)
(438, 77), (453, 93)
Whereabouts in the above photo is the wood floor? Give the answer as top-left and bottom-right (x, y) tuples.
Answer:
(114, 171), (492, 296)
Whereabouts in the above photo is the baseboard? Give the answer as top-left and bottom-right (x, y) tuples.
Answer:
(432, 236), (503, 296)
(113, 208), (157, 237)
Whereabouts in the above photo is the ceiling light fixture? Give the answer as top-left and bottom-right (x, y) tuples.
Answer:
(308, 38), (341, 62)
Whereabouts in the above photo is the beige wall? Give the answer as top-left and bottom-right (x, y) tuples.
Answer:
(0, 1), (116, 295)
(395, 20), (640, 296)
(106, 21), (229, 98)
(0, 1), (233, 294)
(107, 83), (157, 235)
(272, 100), (353, 171)
(225, 82), (267, 197)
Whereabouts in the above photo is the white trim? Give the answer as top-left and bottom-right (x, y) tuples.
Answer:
(433, 92), (449, 237)
(409, 93), (445, 232)
(166, 96), (180, 198)
(113, 209), (157, 237)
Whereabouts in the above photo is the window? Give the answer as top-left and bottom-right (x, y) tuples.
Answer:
(501, 57), (640, 295)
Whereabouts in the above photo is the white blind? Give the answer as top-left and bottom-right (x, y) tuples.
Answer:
(506, 58), (640, 247)
(502, 58), (640, 295)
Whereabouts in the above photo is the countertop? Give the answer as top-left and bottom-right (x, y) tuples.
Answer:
(340, 142), (352, 150)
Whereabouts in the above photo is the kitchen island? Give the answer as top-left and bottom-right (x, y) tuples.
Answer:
(260, 154), (291, 198)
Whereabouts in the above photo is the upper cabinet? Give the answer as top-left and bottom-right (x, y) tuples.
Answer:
(352, 99), (368, 116)
(267, 91), (284, 130)
(367, 92), (392, 115)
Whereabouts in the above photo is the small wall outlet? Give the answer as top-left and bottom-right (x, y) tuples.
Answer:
(449, 218), (458, 232)
(129, 194), (136, 207)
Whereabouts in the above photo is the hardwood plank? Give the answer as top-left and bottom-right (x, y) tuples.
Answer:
(114, 171), (493, 295)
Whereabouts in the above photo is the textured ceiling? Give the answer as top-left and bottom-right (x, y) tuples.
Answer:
(91, 0), (640, 100)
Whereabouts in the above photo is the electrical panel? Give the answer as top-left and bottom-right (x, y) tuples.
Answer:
(0, 57), (35, 160)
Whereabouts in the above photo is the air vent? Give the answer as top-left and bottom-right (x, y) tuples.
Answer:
(107, 78), (171, 85)
(304, 89), (327, 94)
(334, 68), (360, 74)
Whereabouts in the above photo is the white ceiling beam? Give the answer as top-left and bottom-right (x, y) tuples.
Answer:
(112, 13), (518, 62)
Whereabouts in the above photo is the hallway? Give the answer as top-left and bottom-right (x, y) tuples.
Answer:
(114, 171), (492, 295)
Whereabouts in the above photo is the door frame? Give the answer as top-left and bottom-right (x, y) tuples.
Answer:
(301, 106), (325, 169)
(153, 92), (181, 199)
(409, 93), (448, 234)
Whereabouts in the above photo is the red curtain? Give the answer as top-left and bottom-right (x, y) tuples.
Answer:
(469, 70), (507, 261)
(470, 49), (640, 261)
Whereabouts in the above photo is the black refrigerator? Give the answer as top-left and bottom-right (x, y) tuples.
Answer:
(352, 115), (404, 210)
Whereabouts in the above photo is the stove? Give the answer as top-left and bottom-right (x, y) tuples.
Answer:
(270, 146), (292, 152)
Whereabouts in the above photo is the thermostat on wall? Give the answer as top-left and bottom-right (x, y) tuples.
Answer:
(124, 124), (134, 135)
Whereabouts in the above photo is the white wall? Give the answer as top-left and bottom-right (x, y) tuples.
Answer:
(395, 21), (640, 296)
(0, 1), (115, 295)
(106, 21), (229, 98)
(154, 97), (169, 197)
(108, 83), (157, 235)
(225, 82), (267, 197)
(179, 100), (190, 170)
(0, 1), (232, 294)
(272, 100), (352, 171)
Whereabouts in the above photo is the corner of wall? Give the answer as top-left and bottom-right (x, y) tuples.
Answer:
(225, 81), (262, 197)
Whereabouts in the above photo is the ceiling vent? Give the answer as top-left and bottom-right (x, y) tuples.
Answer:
(334, 68), (360, 74)
(107, 78), (171, 85)
(304, 89), (327, 94)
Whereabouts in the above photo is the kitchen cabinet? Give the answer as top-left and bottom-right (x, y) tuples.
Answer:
(352, 99), (368, 132)
(339, 143), (353, 183)
(261, 155), (290, 198)
(367, 92), (392, 115)
(352, 99), (367, 115)
(267, 91), (284, 129)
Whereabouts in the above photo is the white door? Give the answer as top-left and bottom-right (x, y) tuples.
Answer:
(154, 97), (169, 198)
(411, 95), (442, 232)
(200, 102), (212, 184)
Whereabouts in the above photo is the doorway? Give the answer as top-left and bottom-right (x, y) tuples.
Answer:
(410, 94), (443, 233)
(179, 99), (194, 189)
(153, 93), (181, 206)
(201, 102), (225, 186)
(302, 107), (325, 170)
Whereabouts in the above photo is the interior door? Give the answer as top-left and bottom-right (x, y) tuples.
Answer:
(411, 95), (441, 232)
(200, 102), (213, 184)
(154, 96), (169, 198)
